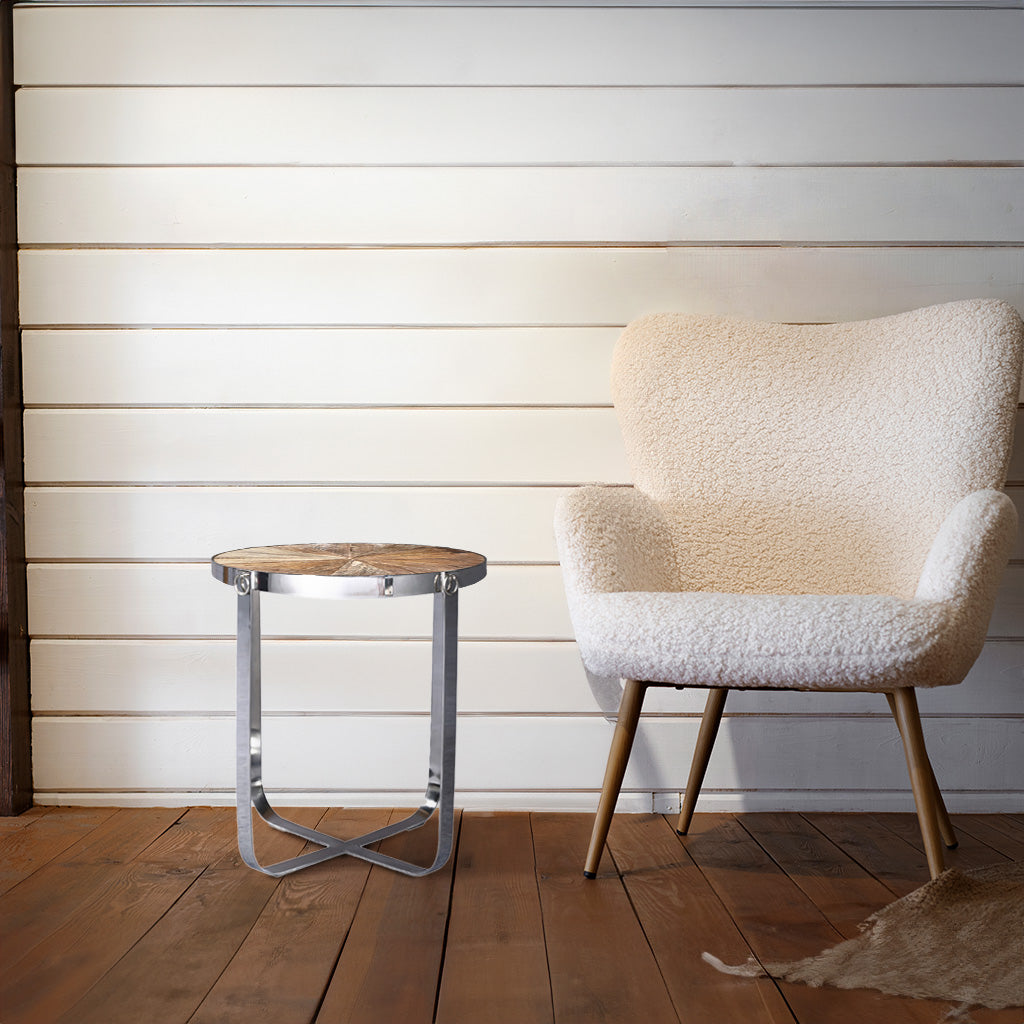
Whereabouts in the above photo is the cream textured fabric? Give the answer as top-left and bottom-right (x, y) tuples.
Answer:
(555, 299), (1023, 691)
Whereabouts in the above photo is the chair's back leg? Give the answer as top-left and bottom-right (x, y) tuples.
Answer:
(885, 691), (957, 850)
(890, 687), (946, 879)
(676, 687), (728, 835)
(584, 679), (648, 878)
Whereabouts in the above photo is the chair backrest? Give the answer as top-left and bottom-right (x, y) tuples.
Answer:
(611, 299), (1023, 597)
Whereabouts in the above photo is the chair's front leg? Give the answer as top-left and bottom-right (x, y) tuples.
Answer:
(885, 691), (957, 849)
(584, 679), (648, 878)
(891, 687), (946, 879)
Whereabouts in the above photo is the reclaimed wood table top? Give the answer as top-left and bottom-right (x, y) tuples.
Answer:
(212, 542), (486, 579)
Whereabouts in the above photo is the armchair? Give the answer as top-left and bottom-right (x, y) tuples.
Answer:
(555, 299), (1023, 880)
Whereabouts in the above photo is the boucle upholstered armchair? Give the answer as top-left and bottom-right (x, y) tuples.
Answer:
(555, 299), (1023, 881)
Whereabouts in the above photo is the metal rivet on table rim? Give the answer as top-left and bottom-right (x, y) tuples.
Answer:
(439, 572), (459, 595)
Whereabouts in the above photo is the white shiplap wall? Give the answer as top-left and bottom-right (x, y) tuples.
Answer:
(14, 3), (1024, 811)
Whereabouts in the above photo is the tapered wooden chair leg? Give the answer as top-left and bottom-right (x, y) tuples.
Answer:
(891, 687), (946, 879)
(677, 688), (728, 835)
(584, 679), (648, 878)
(886, 692), (957, 849)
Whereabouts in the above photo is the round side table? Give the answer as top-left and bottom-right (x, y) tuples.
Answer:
(211, 542), (486, 878)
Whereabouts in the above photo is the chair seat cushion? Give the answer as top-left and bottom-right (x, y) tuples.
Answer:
(572, 591), (961, 690)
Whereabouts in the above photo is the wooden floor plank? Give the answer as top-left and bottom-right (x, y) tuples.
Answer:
(435, 811), (553, 1024)
(740, 813), (897, 939)
(802, 812), (930, 898)
(134, 805), (237, 867)
(962, 812), (1024, 847)
(57, 807), (328, 1024)
(0, 806), (185, 971)
(0, 805), (51, 831)
(189, 807), (395, 1024)
(680, 813), (943, 1024)
(66, 805), (187, 861)
(872, 813), (1011, 872)
(0, 806), (117, 895)
(946, 815), (1024, 861)
(532, 812), (680, 1024)
(0, 859), (207, 1022)
(605, 812), (795, 1024)
(314, 810), (462, 1024)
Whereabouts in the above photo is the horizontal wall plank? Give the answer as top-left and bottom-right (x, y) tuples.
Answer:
(24, 486), (573, 563)
(15, 7), (1024, 86)
(17, 87), (1024, 166)
(28, 639), (1024, 717)
(19, 248), (1024, 328)
(31, 713), (1024, 794)
(26, 563), (1023, 641)
(20, 167), (1024, 245)
(23, 409), (630, 485)
(26, 563), (574, 640)
(26, 409), (1020, 489)
(23, 448), (1017, 590)
(22, 331), (1024, 408)
(21, 328), (619, 407)
(25, 484), (1023, 564)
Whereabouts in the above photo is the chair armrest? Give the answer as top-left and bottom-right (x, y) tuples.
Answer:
(554, 485), (677, 596)
(916, 488), (1017, 611)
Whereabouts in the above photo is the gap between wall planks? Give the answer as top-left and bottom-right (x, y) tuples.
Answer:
(0, 0), (30, 816)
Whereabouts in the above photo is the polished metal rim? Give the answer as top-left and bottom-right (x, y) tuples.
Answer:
(212, 558), (486, 599)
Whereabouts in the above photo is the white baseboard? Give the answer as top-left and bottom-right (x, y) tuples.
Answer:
(31, 788), (1024, 814)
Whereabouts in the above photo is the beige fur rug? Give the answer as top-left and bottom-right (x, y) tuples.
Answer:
(704, 861), (1024, 1019)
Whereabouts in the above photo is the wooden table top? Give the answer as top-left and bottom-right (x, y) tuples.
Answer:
(212, 543), (486, 579)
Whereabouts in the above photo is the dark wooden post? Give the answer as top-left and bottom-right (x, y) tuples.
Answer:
(0, 0), (31, 815)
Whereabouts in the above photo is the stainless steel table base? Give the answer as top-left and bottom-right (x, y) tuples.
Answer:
(234, 571), (459, 878)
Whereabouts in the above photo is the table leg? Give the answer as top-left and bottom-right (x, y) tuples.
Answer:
(234, 571), (460, 877)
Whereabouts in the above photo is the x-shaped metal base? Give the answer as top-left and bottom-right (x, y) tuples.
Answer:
(235, 577), (459, 877)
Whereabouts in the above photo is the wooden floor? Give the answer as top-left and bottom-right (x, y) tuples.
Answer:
(1, 808), (1022, 1024)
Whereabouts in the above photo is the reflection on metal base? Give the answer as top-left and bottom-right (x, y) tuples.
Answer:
(235, 575), (459, 878)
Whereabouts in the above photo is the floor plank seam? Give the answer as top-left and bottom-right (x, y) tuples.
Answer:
(307, 807), (382, 1024)
(430, 815), (464, 1024)
(74, 859), (210, 1024)
(605, 831), (685, 1024)
(798, 812), (905, 899)
(527, 812), (559, 1024)
(663, 814), (799, 1024)
(181, 862), (284, 1023)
